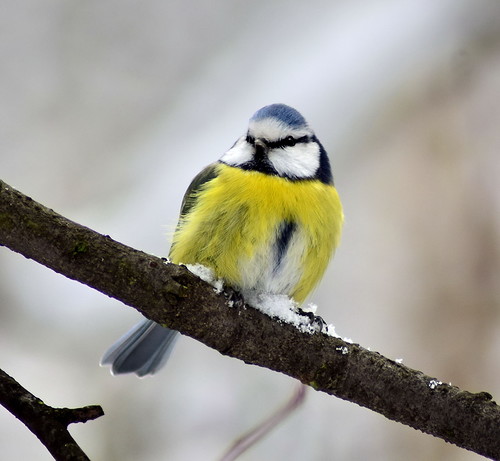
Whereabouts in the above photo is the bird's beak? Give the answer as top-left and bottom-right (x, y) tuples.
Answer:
(254, 138), (268, 158)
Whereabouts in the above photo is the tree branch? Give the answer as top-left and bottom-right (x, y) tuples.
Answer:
(0, 179), (499, 460)
(0, 368), (103, 460)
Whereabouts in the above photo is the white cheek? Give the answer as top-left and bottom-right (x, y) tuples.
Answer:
(269, 143), (320, 178)
(220, 137), (253, 165)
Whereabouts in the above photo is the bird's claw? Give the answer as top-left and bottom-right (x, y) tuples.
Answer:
(297, 308), (327, 331)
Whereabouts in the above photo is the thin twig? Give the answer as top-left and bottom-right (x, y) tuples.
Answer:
(1, 179), (499, 459)
(219, 382), (307, 461)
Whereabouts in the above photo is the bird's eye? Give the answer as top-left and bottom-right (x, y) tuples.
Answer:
(246, 135), (255, 145)
(283, 136), (296, 147)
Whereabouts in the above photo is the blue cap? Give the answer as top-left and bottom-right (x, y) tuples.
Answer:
(250, 104), (308, 129)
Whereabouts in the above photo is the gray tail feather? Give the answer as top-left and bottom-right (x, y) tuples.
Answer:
(101, 319), (178, 377)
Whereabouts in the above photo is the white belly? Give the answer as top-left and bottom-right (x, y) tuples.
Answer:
(237, 222), (306, 299)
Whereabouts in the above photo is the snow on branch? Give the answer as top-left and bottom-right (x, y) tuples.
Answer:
(0, 179), (499, 460)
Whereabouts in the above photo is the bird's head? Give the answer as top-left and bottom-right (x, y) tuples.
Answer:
(220, 104), (333, 184)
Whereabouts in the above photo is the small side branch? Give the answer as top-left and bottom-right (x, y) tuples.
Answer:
(1, 179), (499, 459)
(0, 368), (104, 461)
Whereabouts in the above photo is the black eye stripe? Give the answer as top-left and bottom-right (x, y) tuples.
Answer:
(267, 135), (309, 149)
(268, 136), (297, 149)
(246, 134), (309, 149)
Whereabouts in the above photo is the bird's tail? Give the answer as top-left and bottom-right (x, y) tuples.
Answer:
(101, 319), (178, 377)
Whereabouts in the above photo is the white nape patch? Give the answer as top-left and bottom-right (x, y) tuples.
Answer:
(248, 117), (311, 141)
(220, 136), (253, 166)
(185, 263), (224, 294)
(269, 141), (320, 179)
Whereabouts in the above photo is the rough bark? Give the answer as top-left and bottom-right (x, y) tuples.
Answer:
(0, 368), (103, 460)
(0, 179), (499, 460)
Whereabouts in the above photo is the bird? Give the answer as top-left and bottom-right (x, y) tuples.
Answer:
(101, 103), (344, 376)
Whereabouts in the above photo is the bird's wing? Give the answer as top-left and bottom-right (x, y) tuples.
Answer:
(178, 162), (221, 219)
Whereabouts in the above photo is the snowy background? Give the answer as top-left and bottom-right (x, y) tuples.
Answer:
(1, 1), (499, 460)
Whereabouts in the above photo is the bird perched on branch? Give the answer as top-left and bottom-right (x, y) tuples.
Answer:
(101, 103), (343, 376)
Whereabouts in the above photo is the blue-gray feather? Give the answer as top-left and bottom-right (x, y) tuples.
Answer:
(101, 164), (222, 377)
(101, 320), (178, 377)
(101, 104), (326, 377)
(250, 103), (308, 129)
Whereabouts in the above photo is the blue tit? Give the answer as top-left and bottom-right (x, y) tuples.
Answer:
(101, 103), (344, 376)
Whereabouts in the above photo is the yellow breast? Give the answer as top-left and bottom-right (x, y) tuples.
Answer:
(170, 163), (343, 304)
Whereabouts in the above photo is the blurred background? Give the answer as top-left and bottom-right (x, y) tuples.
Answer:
(1, 1), (499, 460)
